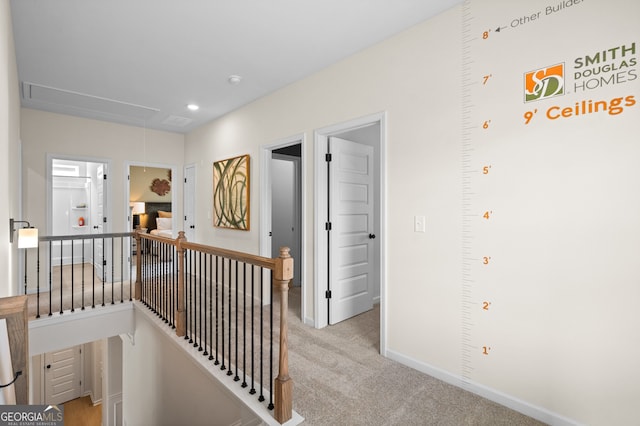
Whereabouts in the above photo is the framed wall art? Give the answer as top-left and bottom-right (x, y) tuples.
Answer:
(213, 154), (250, 230)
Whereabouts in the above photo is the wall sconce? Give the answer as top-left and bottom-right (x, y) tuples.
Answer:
(9, 219), (39, 248)
(9, 219), (39, 296)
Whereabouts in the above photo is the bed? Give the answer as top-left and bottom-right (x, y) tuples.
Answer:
(150, 217), (172, 238)
(140, 202), (173, 238)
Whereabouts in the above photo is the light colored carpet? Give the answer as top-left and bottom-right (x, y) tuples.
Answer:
(285, 287), (546, 426)
(27, 262), (546, 425)
(27, 263), (132, 318)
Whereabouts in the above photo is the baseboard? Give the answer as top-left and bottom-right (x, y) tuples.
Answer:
(303, 316), (314, 327)
(385, 349), (581, 426)
(83, 390), (102, 406)
(231, 419), (264, 426)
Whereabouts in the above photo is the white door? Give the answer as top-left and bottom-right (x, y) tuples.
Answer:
(329, 137), (375, 324)
(44, 346), (82, 405)
(184, 165), (196, 241)
(93, 165), (106, 280)
(271, 155), (301, 286)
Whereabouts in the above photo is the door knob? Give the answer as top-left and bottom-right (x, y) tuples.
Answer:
(369, 234), (376, 239)
(46, 364), (51, 369)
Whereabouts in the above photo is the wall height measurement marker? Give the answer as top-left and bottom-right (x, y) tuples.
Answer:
(461, 0), (499, 388)
(461, 0), (476, 388)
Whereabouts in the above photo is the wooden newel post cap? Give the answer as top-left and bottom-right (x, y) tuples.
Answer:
(279, 246), (291, 258)
(276, 247), (293, 282)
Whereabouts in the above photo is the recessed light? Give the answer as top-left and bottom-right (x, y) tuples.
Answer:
(228, 75), (242, 85)
(187, 104), (199, 111)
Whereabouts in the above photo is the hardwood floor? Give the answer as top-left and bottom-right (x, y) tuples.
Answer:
(63, 396), (101, 426)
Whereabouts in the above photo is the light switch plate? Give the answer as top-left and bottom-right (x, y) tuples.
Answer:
(414, 215), (426, 233)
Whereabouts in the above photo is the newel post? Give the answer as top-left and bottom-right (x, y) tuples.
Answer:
(273, 246), (293, 424)
(134, 230), (142, 300)
(175, 231), (187, 337)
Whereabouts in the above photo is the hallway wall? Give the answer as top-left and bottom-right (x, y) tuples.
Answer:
(20, 109), (185, 238)
(122, 308), (255, 426)
(5, 0), (639, 423)
(0, 0), (21, 297)
(184, 3), (640, 425)
(184, 0), (463, 367)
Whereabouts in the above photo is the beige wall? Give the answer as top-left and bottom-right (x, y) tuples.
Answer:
(7, 1), (639, 423)
(185, 4), (462, 360)
(122, 309), (253, 426)
(129, 165), (173, 203)
(184, 4), (640, 425)
(0, 1), (21, 297)
(20, 109), (184, 238)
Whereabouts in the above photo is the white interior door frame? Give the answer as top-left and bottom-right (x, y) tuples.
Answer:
(259, 133), (307, 323)
(184, 163), (197, 241)
(271, 153), (302, 286)
(313, 112), (387, 354)
(46, 154), (112, 288)
(123, 161), (179, 235)
(47, 154), (113, 236)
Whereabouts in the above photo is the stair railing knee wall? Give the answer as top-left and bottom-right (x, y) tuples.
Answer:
(136, 231), (294, 424)
(29, 232), (135, 319)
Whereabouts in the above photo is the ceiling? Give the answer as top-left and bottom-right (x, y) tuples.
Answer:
(10, 0), (461, 134)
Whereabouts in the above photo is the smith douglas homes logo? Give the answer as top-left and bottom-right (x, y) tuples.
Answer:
(524, 42), (637, 104)
(521, 42), (637, 123)
(524, 63), (565, 102)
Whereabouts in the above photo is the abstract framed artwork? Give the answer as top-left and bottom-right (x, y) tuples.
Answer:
(213, 154), (250, 230)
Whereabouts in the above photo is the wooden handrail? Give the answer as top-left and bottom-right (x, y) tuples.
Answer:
(138, 231), (277, 270)
(181, 241), (277, 270)
(135, 231), (294, 422)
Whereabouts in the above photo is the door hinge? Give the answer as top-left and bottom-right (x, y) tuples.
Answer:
(127, 175), (130, 181)
(184, 178), (187, 183)
(103, 174), (107, 180)
(325, 222), (332, 231)
(325, 153), (332, 162)
(103, 260), (107, 266)
(103, 217), (107, 223)
(325, 290), (332, 299)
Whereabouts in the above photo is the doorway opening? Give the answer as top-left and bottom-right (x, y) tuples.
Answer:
(125, 163), (177, 281)
(31, 335), (122, 426)
(314, 112), (386, 353)
(260, 135), (306, 323)
(46, 155), (111, 291)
